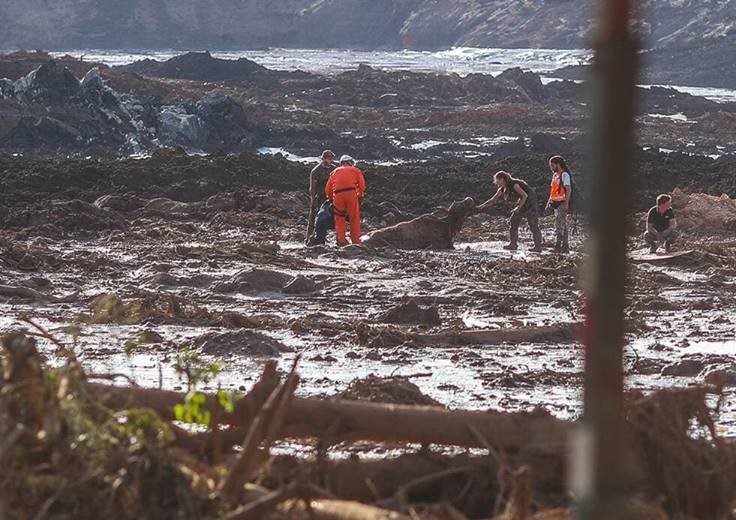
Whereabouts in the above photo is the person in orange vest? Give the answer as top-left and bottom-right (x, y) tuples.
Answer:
(545, 155), (573, 253)
(325, 155), (366, 246)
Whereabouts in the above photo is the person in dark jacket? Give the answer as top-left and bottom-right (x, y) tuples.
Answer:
(644, 193), (678, 253)
(477, 170), (543, 252)
(305, 150), (337, 245)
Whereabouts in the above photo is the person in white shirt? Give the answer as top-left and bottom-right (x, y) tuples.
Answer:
(546, 155), (572, 254)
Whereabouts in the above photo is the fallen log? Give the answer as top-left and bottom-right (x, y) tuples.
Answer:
(90, 359), (280, 427)
(89, 381), (570, 452)
(223, 482), (332, 520)
(282, 397), (568, 451)
(0, 284), (51, 302)
(356, 322), (580, 348)
(413, 322), (579, 346)
(0, 285), (79, 303)
(362, 198), (476, 250)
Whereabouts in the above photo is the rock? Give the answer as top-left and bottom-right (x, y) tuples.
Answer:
(212, 268), (292, 294)
(378, 299), (442, 326)
(339, 374), (443, 407)
(193, 329), (294, 357)
(137, 329), (165, 344)
(79, 67), (121, 109)
(630, 358), (667, 376)
(529, 133), (568, 154)
(94, 194), (147, 212)
(158, 106), (207, 145)
(498, 67), (548, 103)
(145, 273), (179, 287)
(661, 358), (706, 377)
(0, 59), (140, 152)
(493, 137), (528, 159)
(13, 61), (81, 104)
(141, 198), (204, 218)
(120, 52), (268, 82)
(205, 192), (237, 212)
(702, 365), (736, 387)
(80, 67), (104, 91)
(3, 116), (83, 147)
(196, 93), (257, 149)
(282, 275), (317, 294)
(0, 78), (14, 99)
(311, 354), (337, 362)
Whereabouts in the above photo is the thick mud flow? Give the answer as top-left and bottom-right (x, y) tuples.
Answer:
(2, 153), (736, 434)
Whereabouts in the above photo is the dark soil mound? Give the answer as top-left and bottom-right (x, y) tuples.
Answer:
(119, 51), (281, 84)
(2, 151), (736, 231)
(339, 374), (443, 407)
(0, 51), (103, 82)
(193, 329), (294, 357)
(378, 299), (442, 326)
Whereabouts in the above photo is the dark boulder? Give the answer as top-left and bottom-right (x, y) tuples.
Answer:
(2, 116), (82, 147)
(119, 51), (267, 82)
(498, 68), (548, 103)
(13, 61), (81, 105)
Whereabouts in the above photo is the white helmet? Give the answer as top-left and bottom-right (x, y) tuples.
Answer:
(339, 154), (355, 165)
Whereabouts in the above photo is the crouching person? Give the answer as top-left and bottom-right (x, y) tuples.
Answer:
(644, 193), (678, 253)
(312, 200), (335, 246)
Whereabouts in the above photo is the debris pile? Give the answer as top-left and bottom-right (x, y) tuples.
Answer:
(3, 332), (735, 519)
(0, 60), (262, 154)
(671, 187), (736, 231)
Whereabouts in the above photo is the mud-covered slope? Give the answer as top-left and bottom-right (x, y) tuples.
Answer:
(1, 0), (734, 53)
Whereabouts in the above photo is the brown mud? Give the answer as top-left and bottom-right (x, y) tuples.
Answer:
(0, 150), (734, 424)
(2, 50), (736, 519)
(0, 153), (735, 517)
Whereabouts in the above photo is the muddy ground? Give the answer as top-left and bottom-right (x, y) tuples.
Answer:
(1, 150), (736, 442)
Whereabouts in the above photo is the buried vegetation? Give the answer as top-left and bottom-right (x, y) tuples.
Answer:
(2, 333), (736, 519)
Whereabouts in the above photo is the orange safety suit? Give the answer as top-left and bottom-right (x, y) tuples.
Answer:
(549, 172), (569, 202)
(325, 165), (366, 245)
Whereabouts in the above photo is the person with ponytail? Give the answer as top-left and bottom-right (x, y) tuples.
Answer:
(477, 170), (543, 252)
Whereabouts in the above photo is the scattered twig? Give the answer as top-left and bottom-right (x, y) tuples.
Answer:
(18, 315), (78, 363)
(86, 373), (138, 386)
(220, 357), (301, 497)
(224, 482), (331, 520)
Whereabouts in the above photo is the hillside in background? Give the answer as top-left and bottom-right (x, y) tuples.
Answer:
(0, 1), (735, 86)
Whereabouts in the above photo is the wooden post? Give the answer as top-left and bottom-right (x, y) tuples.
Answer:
(573, 0), (639, 518)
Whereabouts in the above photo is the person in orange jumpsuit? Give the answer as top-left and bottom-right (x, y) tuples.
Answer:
(325, 155), (366, 246)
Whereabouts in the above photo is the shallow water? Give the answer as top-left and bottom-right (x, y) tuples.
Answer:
(48, 47), (736, 103)
(49, 47), (590, 76)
